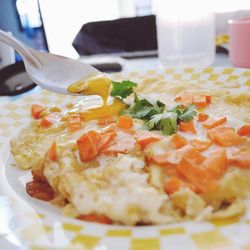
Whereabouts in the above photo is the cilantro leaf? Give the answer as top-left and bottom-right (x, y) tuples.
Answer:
(147, 112), (178, 135)
(110, 80), (137, 99)
(167, 104), (196, 122)
(111, 80), (196, 136)
(178, 104), (196, 122)
(168, 104), (183, 113)
(153, 100), (166, 113)
(146, 104), (196, 135)
(123, 95), (165, 120)
(147, 113), (163, 130)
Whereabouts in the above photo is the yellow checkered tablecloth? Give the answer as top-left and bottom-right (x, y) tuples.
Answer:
(1, 67), (250, 250)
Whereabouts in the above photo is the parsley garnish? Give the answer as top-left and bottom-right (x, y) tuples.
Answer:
(146, 105), (196, 135)
(169, 104), (197, 122)
(147, 112), (178, 135)
(123, 93), (165, 120)
(110, 80), (137, 99)
(110, 80), (196, 135)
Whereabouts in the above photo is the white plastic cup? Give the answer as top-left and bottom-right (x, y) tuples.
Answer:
(0, 32), (15, 69)
(155, 0), (215, 67)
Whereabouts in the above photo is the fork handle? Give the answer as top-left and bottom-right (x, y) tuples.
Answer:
(0, 30), (42, 68)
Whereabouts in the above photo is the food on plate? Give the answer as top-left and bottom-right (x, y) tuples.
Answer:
(10, 75), (250, 225)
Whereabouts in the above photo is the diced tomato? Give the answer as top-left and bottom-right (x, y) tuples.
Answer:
(190, 138), (211, 151)
(207, 126), (233, 140)
(176, 157), (218, 194)
(175, 93), (211, 107)
(179, 144), (206, 164)
(136, 131), (162, 149)
(179, 121), (196, 134)
(193, 95), (207, 109)
(215, 130), (244, 147)
(151, 152), (177, 167)
(117, 115), (133, 129)
(207, 126), (244, 147)
(197, 113), (209, 122)
(77, 129), (117, 162)
(164, 176), (183, 195)
(77, 131), (99, 162)
(31, 104), (45, 119)
(203, 117), (227, 129)
(203, 149), (227, 178)
(151, 145), (205, 167)
(237, 125), (250, 137)
(171, 134), (187, 149)
(176, 158), (205, 183)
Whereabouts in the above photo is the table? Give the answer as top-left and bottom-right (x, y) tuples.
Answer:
(0, 53), (244, 250)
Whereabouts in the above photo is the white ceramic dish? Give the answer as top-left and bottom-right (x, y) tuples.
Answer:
(1, 67), (250, 250)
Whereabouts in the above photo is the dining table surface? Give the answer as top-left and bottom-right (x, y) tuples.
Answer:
(1, 51), (250, 250)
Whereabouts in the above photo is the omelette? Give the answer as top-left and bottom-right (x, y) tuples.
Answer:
(10, 75), (250, 225)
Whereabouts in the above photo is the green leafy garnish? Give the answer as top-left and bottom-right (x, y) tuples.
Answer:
(178, 105), (196, 122)
(169, 104), (197, 122)
(110, 80), (197, 136)
(146, 105), (196, 135)
(111, 80), (137, 99)
(147, 112), (178, 135)
(123, 93), (165, 120)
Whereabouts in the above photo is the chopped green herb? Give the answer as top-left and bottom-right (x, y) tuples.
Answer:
(111, 80), (196, 136)
(146, 105), (196, 135)
(147, 112), (178, 135)
(124, 93), (165, 120)
(111, 80), (137, 99)
(169, 104), (197, 122)
(147, 113), (163, 130)
(178, 104), (197, 122)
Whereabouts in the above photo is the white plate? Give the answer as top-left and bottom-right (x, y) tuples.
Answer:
(1, 67), (250, 250)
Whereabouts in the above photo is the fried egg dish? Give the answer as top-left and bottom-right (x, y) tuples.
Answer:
(10, 75), (250, 225)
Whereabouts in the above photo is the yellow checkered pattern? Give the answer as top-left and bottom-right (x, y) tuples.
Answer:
(1, 67), (250, 249)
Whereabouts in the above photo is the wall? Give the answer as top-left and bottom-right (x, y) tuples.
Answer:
(39, 0), (130, 58)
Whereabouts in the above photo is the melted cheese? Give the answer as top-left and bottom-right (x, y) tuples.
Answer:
(68, 75), (125, 121)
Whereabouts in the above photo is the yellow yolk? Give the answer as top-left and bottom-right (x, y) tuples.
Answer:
(68, 75), (126, 121)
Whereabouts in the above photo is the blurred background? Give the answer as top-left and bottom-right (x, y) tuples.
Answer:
(1, 0), (250, 60)
(0, 0), (250, 97)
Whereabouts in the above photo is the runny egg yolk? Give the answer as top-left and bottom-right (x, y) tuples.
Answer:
(68, 75), (125, 121)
